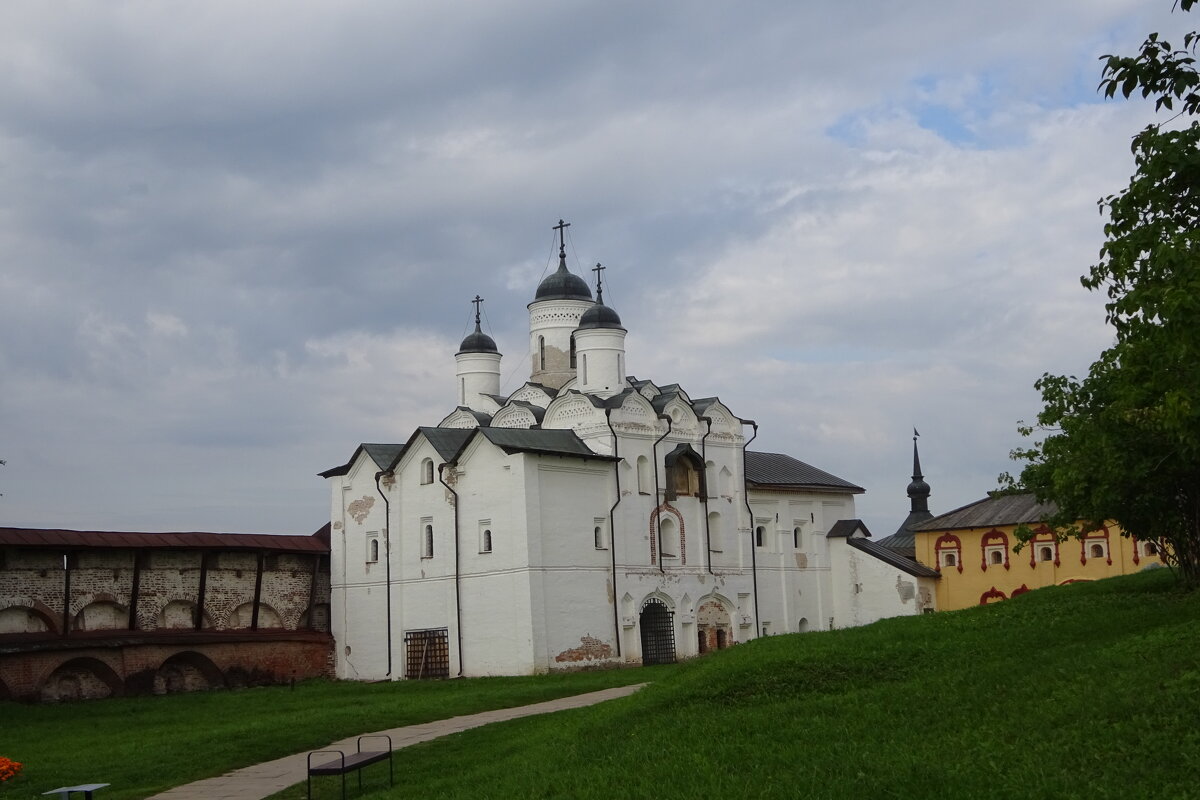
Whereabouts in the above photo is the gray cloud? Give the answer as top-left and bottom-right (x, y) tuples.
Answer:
(0, 0), (1189, 534)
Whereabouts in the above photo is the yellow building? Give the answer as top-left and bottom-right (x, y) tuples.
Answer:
(908, 492), (1164, 611)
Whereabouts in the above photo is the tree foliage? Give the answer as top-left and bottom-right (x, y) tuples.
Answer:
(1007, 1), (1200, 585)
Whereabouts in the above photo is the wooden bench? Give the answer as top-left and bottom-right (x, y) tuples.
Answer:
(306, 735), (393, 800)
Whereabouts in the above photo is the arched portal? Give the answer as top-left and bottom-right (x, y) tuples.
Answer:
(40, 657), (123, 702)
(639, 598), (676, 665)
(154, 651), (226, 695)
(696, 598), (732, 652)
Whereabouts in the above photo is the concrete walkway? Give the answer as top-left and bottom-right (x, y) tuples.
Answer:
(148, 683), (646, 800)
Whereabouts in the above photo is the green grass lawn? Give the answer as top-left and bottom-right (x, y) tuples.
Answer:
(4, 570), (1199, 800)
(280, 569), (1200, 800)
(0, 664), (668, 799)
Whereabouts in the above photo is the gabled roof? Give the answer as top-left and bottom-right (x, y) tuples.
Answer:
(827, 519), (869, 538)
(419, 427), (476, 462)
(911, 492), (1057, 532)
(470, 428), (619, 461)
(318, 442), (404, 478)
(847, 537), (940, 578)
(0, 525), (330, 554)
(745, 452), (864, 493)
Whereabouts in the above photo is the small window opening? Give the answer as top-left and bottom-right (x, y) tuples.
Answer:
(1144, 541), (1158, 556)
(755, 526), (765, 548)
(421, 459), (434, 485)
(1090, 543), (1105, 559)
(423, 524), (434, 558)
(942, 552), (957, 568)
(793, 527), (802, 550)
(482, 529), (492, 553)
(1039, 546), (1053, 562)
(367, 537), (379, 563)
(570, 334), (576, 368)
(990, 549), (1003, 565)
(538, 335), (545, 371)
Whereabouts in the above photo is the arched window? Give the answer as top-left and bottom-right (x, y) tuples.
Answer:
(369, 538), (379, 562)
(1143, 541), (1159, 557)
(581, 353), (588, 384)
(755, 525), (766, 549)
(659, 516), (678, 559)
(793, 526), (802, 550)
(990, 549), (1003, 565)
(570, 334), (576, 368)
(1039, 546), (1054, 562)
(1090, 543), (1105, 559)
(594, 517), (608, 550)
(423, 523), (434, 558)
(421, 458), (434, 485)
(538, 335), (546, 371)
(671, 460), (699, 497)
(942, 552), (957, 568)
(481, 529), (492, 553)
(637, 456), (652, 495)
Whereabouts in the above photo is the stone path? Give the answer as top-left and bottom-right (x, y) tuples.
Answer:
(148, 683), (646, 800)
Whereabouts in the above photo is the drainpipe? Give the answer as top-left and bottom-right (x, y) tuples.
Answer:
(437, 463), (464, 677)
(374, 471), (394, 677)
(652, 413), (673, 574)
(740, 420), (760, 636)
(699, 416), (715, 576)
(604, 407), (623, 657)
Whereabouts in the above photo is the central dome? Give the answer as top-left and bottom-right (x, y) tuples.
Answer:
(534, 262), (593, 302)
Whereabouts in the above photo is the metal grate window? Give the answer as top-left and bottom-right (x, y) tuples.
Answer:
(404, 628), (450, 679)
(639, 598), (676, 665)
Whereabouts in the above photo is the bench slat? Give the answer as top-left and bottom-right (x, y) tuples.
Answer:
(308, 751), (389, 775)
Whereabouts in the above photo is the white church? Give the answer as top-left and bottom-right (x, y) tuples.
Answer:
(320, 222), (937, 680)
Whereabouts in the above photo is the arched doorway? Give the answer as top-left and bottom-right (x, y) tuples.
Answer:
(696, 599), (732, 652)
(639, 598), (675, 665)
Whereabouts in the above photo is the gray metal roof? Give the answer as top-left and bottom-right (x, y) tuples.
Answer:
(911, 492), (1058, 531)
(419, 427), (476, 461)
(827, 519), (869, 538)
(318, 442), (404, 478)
(474, 428), (618, 461)
(0, 525), (330, 554)
(745, 451), (864, 493)
(847, 537), (940, 578)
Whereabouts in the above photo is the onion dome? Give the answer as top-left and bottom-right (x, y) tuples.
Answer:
(577, 301), (623, 329)
(576, 262), (624, 329)
(534, 259), (593, 302)
(457, 295), (499, 354)
(458, 323), (497, 354)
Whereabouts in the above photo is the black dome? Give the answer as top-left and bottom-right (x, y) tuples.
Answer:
(534, 261), (593, 302)
(578, 301), (624, 330)
(457, 325), (498, 354)
(907, 476), (930, 498)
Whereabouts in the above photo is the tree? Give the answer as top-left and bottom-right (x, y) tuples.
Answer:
(1006, 1), (1200, 585)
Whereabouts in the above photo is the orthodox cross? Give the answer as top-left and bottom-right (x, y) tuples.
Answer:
(591, 262), (605, 302)
(471, 295), (484, 326)
(553, 219), (571, 257)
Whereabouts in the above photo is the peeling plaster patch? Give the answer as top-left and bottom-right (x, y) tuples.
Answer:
(896, 576), (916, 602)
(347, 496), (375, 524)
(554, 635), (613, 663)
(606, 579), (615, 604)
(381, 473), (396, 489)
(332, 522), (342, 530)
(794, 552), (808, 569)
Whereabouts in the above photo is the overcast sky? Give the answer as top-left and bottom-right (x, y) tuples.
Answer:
(0, 1), (1190, 538)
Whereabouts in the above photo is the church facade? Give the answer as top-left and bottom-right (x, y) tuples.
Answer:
(320, 225), (934, 680)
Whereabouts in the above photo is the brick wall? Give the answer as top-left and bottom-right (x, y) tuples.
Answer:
(0, 543), (332, 702)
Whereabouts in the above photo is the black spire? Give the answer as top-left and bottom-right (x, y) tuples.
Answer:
(907, 428), (931, 514)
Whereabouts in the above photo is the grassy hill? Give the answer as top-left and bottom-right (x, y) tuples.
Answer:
(4, 569), (1198, 799)
(289, 568), (1200, 799)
